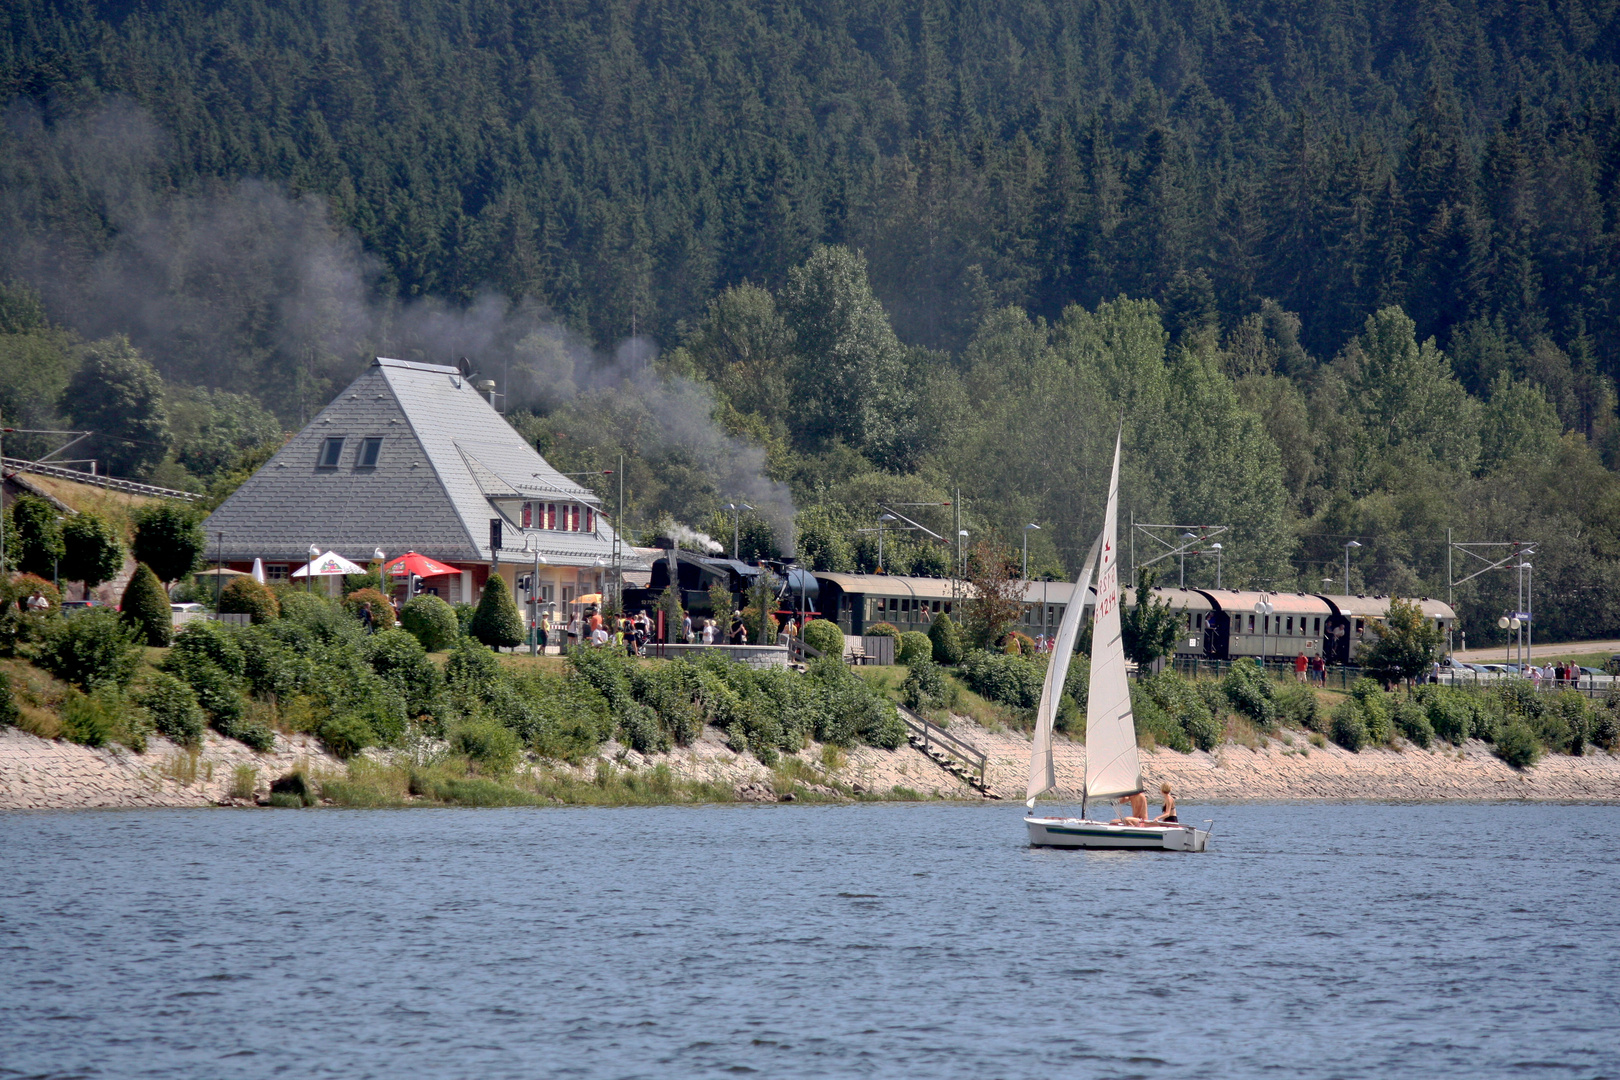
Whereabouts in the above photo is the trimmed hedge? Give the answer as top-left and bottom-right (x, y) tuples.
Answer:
(467, 575), (523, 650)
(801, 618), (843, 658)
(121, 563), (173, 646)
(219, 576), (280, 624)
(927, 613), (963, 666)
(400, 594), (460, 651)
(897, 630), (933, 666)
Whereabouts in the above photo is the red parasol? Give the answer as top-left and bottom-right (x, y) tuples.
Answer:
(384, 551), (460, 578)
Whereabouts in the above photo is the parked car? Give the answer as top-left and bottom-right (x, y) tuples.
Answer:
(60, 600), (104, 616)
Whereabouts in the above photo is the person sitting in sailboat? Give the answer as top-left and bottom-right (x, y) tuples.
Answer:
(1155, 783), (1178, 823)
(1111, 791), (1150, 826)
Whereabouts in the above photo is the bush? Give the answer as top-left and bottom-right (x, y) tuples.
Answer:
(136, 672), (206, 746)
(902, 661), (949, 711)
(1131, 686), (1192, 752)
(801, 618), (843, 657)
(170, 620), (246, 676)
(1274, 681), (1320, 731)
(318, 714), (376, 759)
(1003, 631), (1036, 655)
(466, 575), (524, 650)
(400, 594), (460, 651)
(120, 563), (173, 646)
(446, 636), (502, 694)
(1348, 679), (1391, 744)
(927, 613), (963, 666)
(217, 577), (280, 623)
(1138, 671), (1216, 751)
(1221, 660), (1276, 727)
(1591, 704), (1619, 751)
(1418, 687), (1472, 745)
(1330, 701), (1368, 751)
(60, 688), (127, 749)
(864, 621), (900, 640)
(960, 649), (1045, 709)
(451, 718), (521, 773)
(364, 628), (442, 716)
(1494, 721), (1541, 769)
(3, 572), (62, 613)
(36, 609), (142, 690)
(345, 587), (395, 629)
(0, 669), (17, 727)
(1544, 691), (1590, 755)
(1392, 700), (1434, 748)
(897, 630), (933, 666)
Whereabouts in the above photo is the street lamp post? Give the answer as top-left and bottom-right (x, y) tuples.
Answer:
(1522, 562), (1533, 668)
(957, 530), (969, 578)
(1180, 531), (1196, 588)
(1498, 615), (1520, 669)
(875, 513), (897, 572)
(1344, 540), (1361, 594)
(1210, 542), (1223, 589)
(307, 544), (319, 594)
(722, 502), (754, 560)
(1254, 598), (1275, 670)
(1022, 523), (1041, 580)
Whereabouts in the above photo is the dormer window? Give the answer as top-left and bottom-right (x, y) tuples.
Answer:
(318, 437), (346, 468)
(519, 501), (597, 533)
(356, 437), (383, 468)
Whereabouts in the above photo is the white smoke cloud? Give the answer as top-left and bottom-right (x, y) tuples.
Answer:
(0, 98), (797, 550)
(666, 523), (724, 554)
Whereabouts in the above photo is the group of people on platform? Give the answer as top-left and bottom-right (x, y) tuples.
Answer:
(532, 606), (761, 654)
(1293, 652), (1329, 683)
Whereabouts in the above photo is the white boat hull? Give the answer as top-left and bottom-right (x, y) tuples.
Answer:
(1025, 816), (1210, 852)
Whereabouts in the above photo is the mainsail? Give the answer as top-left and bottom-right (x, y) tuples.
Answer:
(1025, 532), (1102, 808)
(1084, 433), (1143, 802)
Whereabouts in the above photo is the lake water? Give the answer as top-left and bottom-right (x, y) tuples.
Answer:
(2, 802), (1616, 1080)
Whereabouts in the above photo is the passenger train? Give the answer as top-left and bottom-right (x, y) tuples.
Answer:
(808, 572), (1455, 664)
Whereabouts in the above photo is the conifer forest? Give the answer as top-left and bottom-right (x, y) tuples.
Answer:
(3, 0), (1620, 646)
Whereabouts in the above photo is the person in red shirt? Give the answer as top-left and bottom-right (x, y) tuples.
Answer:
(1294, 652), (1308, 682)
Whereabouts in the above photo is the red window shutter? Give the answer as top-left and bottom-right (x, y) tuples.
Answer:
(522, 503), (532, 528)
(585, 509), (594, 533)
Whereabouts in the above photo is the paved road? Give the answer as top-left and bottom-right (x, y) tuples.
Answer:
(1453, 639), (1620, 663)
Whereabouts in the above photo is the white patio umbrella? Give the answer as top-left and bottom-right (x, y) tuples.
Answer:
(292, 551), (366, 578)
(251, 558), (266, 584)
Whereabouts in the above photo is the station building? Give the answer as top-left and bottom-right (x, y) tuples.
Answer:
(203, 357), (637, 608)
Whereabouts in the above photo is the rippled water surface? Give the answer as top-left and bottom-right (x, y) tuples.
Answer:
(3, 802), (1617, 1079)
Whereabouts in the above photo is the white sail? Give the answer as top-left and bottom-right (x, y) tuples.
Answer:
(1026, 532), (1102, 808)
(1084, 433), (1143, 802)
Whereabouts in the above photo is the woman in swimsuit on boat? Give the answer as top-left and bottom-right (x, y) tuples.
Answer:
(1154, 782), (1178, 824)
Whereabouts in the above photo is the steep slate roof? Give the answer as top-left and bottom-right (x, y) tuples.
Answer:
(204, 358), (620, 566)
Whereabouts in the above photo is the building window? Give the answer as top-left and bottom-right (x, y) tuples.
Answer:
(522, 503), (532, 528)
(585, 508), (595, 533)
(356, 437), (383, 468)
(265, 564), (288, 582)
(318, 436), (345, 468)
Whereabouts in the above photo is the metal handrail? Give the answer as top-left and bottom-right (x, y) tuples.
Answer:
(895, 703), (987, 786)
(786, 636), (823, 663)
(3, 457), (203, 501)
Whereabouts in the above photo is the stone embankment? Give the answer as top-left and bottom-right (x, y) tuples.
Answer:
(0, 728), (345, 810)
(967, 722), (1620, 802)
(4, 714), (1619, 810)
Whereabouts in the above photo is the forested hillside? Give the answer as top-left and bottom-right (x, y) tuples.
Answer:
(2, 0), (1620, 646)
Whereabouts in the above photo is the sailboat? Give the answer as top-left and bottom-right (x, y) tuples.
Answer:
(1023, 433), (1211, 852)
